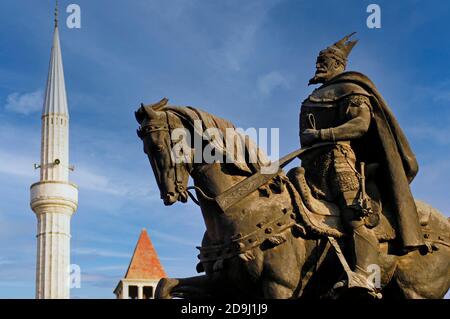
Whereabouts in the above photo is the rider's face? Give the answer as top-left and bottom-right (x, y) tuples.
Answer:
(315, 56), (329, 75)
(309, 55), (343, 85)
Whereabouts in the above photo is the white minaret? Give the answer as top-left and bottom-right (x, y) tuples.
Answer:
(30, 3), (78, 299)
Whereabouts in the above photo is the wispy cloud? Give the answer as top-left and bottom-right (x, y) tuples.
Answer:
(0, 120), (154, 198)
(413, 80), (450, 104)
(0, 149), (36, 178)
(80, 272), (119, 289)
(0, 257), (14, 266)
(416, 160), (450, 187)
(87, 265), (128, 272)
(406, 125), (450, 145)
(4, 90), (43, 115)
(0, 260), (35, 292)
(0, 281), (33, 288)
(258, 71), (289, 96)
(149, 229), (199, 247)
(412, 159), (450, 216)
(207, 0), (282, 72)
(74, 167), (124, 196)
(73, 248), (130, 259)
(73, 163), (159, 200)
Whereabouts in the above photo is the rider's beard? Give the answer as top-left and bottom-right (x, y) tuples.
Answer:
(308, 70), (328, 85)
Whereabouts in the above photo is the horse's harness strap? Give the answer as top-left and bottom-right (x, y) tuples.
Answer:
(215, 142), (336, 213)
(422, 228), (450, 249)
(197, 208), (298, 264)
(165, 112), (185, 193)
(298, 239), (331, 297)
(137, 123), (169, 139)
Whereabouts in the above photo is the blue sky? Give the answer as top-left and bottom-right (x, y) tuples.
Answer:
(0, 0), (449, 298)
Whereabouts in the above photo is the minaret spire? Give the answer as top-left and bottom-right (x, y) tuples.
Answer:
(54, 0), (59, 28)
(30, 2), (78, 299)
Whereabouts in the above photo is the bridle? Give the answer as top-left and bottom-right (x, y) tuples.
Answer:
(137, 111), (213, 205)
(137, 111), (187, 199)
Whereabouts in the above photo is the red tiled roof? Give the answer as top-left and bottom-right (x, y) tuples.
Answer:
(124, 229), (167, 280)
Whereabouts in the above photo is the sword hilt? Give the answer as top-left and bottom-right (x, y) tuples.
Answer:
(358, 162), (372, 215)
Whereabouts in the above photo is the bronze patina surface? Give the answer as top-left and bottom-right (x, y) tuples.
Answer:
(135, 34), (450, 299)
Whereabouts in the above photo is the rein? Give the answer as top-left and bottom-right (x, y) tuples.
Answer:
(186, 186), (214, 205)
(214, 142), (336, 213)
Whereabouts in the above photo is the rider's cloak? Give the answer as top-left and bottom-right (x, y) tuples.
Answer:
(325, 71), (425, 249)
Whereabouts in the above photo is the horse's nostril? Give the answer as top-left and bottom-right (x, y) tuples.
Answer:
(165, 192), (176, 200)
(163, 192), (178, 206)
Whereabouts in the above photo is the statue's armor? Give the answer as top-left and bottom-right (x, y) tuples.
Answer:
(300, 82), (370, 135)
(298, 80), (380, 293)
(299, 82), (371, 206)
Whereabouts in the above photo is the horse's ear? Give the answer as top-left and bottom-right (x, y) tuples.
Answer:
(152, 97), (169, 111)
(138, 98), (168, 120)
(143, 104), (158, 118)
(135, 105), (146, 124)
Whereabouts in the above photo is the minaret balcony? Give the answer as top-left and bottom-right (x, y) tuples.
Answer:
(30, 181), (78, 214)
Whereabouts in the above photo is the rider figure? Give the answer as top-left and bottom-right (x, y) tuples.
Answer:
(298, 33), (425, 294)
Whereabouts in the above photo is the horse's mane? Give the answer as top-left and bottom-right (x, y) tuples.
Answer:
(165, 106), (270, 175)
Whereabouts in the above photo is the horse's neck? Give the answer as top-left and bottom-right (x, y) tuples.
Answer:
(190, 162), (248, 244)
(191, 162), (246, 198)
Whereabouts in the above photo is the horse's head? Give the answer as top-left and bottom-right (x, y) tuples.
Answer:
(135, 98), (190, 206)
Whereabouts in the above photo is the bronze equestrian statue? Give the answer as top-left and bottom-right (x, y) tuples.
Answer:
(134, 34), (450, 299)
(291, 32), (427, 296)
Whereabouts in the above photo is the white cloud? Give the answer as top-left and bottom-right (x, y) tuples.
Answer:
(209, 23), (260, 72)
(0, 257), (14, 266)
(0, 149), (36, 178)
(73, 164), (158, 199)
(74, 167), (122, 195)
(87, 265), (128, 272)
(0, 128), (137, 197)
(149, 228), (199, 247)
(258, 71), (289, 96)
(73, 247), (130, 259)
(411, 159), (450, 217)
(4, 90), (43, 115)
(410, 80), (450, 104)
(207, 0), (282, 72)
(0, 120), (156, 202)
(78, 272), (119, 289)
(406, 125), (450, 145)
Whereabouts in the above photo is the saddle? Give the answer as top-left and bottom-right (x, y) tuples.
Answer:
(286, 165), (396, 241)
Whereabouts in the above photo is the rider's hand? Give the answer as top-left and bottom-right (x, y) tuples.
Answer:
(301, 129), (320, 146)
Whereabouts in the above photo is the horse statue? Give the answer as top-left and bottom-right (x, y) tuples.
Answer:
(135, 98), (450, 299)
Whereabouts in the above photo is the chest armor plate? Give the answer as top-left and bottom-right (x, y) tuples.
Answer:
(300, 81), (370, 131)
(300, 100), (347, 131)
